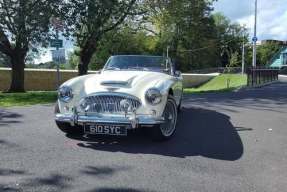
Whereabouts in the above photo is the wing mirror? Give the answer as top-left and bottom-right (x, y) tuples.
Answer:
(175, 71), (181, 77)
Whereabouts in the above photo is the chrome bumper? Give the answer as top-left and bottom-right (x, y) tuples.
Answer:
(55, 113), (165, 129)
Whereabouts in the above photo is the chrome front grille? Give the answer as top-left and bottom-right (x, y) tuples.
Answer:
(84, 93), (141, 114)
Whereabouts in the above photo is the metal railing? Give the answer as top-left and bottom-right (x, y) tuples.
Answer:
(247, 67), (279, 87)
(189, 67), (242, 74)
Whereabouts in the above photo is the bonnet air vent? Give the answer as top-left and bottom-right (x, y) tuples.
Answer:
(101, 81), (129, 86)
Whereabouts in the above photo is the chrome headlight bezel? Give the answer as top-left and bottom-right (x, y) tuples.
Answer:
(58, 86), (73, 103)
(145, 88), (162, 105)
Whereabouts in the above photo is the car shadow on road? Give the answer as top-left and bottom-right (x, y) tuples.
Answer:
(68, 106), (243, 161)
(86, 187), (155, 192)
(0, 109), (22, 127)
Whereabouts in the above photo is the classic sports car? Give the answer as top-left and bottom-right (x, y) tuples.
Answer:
(55, 55), (183, 141)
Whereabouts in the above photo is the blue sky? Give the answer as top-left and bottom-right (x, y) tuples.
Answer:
(35, 0), (287, 63)
(214, 0), (287, 40)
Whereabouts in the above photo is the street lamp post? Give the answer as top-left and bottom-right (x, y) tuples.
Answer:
(166, 46), (170, 70)
(252, 0), (258, 68)
(242, 41), (245, 74)
(55, 29), (60, 89)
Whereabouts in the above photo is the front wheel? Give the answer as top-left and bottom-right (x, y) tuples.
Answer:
(150, 96), (178, 141)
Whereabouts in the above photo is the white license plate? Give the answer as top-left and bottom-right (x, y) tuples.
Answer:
(84, 124), (128, 136)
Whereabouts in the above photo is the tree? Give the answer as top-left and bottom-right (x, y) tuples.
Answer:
(65, 0), (138, 75)
(65, 1), (249, 73)
(144, 0), (219, 71)
(229, 51), (240, 67)
(213, 12), (248, 67)
(0, 0), (60, 92)
(67, 48), (80, 70)
(88, 26), (156, 70)
(256, 42), (282, 66)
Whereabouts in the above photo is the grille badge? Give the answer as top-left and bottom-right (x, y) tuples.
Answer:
(105, 87), (119, 92)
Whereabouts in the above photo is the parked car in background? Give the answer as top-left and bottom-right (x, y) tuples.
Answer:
(55, 55), (183, 141)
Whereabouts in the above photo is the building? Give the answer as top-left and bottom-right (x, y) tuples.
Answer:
(269, 47), (287, 68)
(261, 40), (287, 46)
(261, 40), (287, 68)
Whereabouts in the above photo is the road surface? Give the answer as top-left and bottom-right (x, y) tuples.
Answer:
(1, 78), (287, 192)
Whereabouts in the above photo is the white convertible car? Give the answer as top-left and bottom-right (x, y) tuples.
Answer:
(55, 55), (183, 141)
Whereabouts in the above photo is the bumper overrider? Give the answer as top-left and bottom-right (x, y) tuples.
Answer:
(55, 109), (165, 129)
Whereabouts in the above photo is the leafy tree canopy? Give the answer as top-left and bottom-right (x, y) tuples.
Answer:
(0, 0), (62, 92)
(64, 0), (139, 75)
(66, 1), (249, 72)
(257, 42), (282, 66)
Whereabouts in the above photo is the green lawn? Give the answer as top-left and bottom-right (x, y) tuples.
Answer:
(0, 91), (57, 107)
(184, 74), (247, 94)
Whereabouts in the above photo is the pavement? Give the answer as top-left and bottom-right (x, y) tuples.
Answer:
(1, 77), (287, 192)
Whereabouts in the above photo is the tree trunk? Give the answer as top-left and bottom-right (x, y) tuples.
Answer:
(78, 47), (95, 76)
(8, 52), (26, 92)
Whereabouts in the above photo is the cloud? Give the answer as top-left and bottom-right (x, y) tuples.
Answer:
(214, 0), (252, 20)
(214, 0), (287, 41)
(34, 51), (51, 64)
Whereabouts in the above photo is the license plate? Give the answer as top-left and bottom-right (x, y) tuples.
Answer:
(84, 124), (128, 136)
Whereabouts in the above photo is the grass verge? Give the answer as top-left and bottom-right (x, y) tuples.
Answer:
(184, 74), (247, 94)
(0, 91), (57, 107)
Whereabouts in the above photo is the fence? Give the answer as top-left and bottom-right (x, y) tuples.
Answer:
(188, 67), (242, 74)
(247, 67), (279, 87)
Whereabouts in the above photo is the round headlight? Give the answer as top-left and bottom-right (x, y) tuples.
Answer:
(58, 86), (73, 103)
(145, 88), (162, 105)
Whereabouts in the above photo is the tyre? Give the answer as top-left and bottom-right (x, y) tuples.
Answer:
(177, 97), (182, 113)
(54, 102), (83, 135)
(151, 95), (178, 141)
(177, 88), (183, 113)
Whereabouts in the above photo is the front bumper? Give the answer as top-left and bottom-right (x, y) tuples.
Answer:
(55, 112), (165, 129)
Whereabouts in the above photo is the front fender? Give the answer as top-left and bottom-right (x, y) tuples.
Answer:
(58, 74), (96, 114)
(154, 76), (182, 106)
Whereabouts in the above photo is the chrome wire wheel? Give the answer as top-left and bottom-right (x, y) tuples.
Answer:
(160, 97), (177, 137)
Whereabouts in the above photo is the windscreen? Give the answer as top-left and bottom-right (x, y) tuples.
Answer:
(104, 55), (169, 73)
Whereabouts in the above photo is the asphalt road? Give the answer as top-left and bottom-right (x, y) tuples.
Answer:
(1, 77), (287, 192)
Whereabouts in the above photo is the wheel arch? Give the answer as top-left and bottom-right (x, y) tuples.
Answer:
(169, 88), (174, 96)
